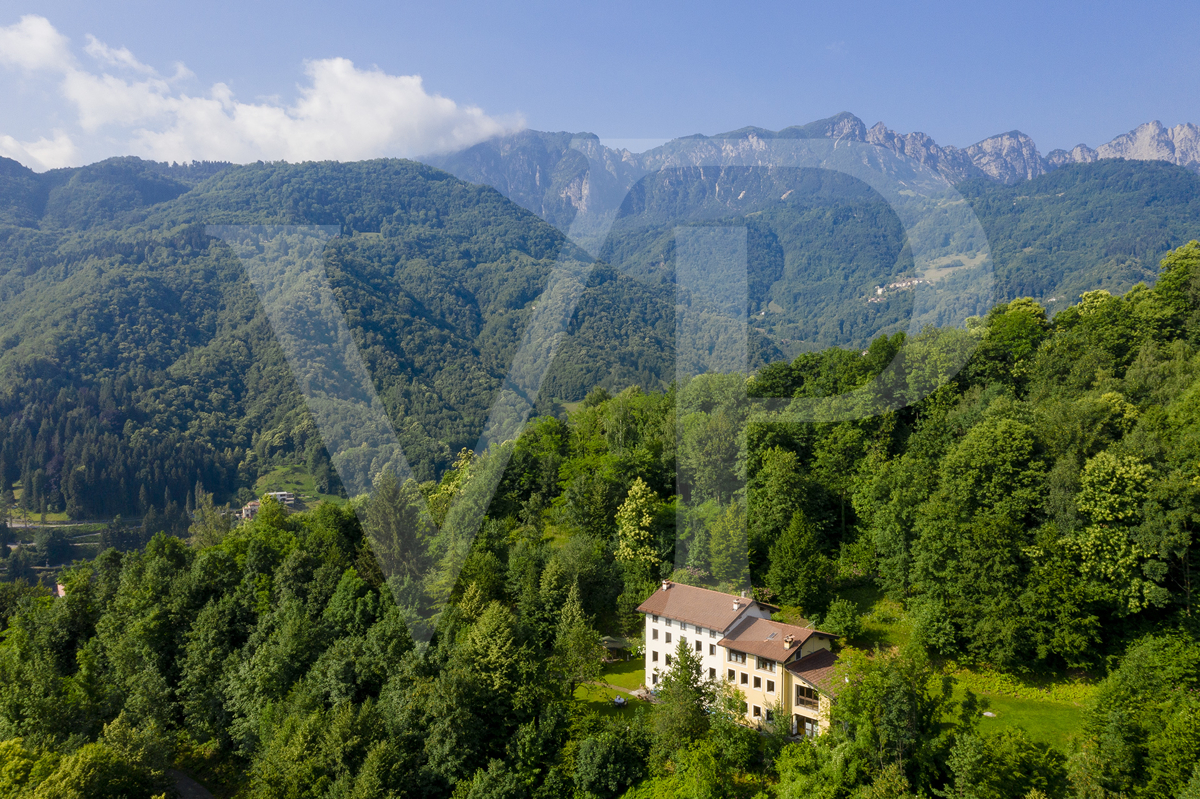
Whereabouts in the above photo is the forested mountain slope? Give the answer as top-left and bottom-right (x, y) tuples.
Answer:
(1, 243), (1198, 799)
(4, 150), (1200, 527)
(431, 127), (1200, 318)
(0, 157), (680, 518)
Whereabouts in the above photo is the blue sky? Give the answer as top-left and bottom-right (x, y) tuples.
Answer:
(2, 0), (1198, 169)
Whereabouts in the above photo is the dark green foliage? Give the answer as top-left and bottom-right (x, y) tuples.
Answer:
(943, 728), (1068, 799)
(3, 150), (1200, 798)
(575, 725), (649, 799)
(1067, 633), (1200, 799)
(820, 597), (863, 639)
(766, 512), (833, 616)
(959, 160), (1200, 305)
(0, 157), (680, 519)
(650, 640), (713, 763)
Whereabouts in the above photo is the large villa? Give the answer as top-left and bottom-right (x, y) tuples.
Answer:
(637, 580), (840, 737)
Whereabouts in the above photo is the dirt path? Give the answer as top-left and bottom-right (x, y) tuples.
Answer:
(169, 769), (215, 799)
(602, 682), (641, 695)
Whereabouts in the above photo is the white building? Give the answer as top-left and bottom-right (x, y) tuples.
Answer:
(637, 580), (772, 685)
(637, 579), (839, 735)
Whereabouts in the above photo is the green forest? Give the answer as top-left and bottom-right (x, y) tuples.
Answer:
(0, 156), (678, 526)
(4, 154), (1200, 535)
(2, 241), (1200, 797)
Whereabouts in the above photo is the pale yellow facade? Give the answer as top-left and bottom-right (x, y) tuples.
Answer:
(723, 636), (833, 735)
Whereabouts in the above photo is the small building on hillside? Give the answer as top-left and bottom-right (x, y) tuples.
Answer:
(264, 491), (295, 507)
(240, 500), (260, 520)
(637, 580), (840, 736)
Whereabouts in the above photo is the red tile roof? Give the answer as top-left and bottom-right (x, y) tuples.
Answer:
(636, 582), (761, 632)
(718, 616), (830, 663)
(785, 648), (840, 695)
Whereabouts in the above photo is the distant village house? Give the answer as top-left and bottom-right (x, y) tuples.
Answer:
(239, 491), (295, 520)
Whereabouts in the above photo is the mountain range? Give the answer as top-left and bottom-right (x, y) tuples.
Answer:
(427, 113), (1200, 231)
(2, 111), (1200, 515)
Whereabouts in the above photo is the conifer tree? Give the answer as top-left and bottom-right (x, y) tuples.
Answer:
(766, 510), (832, 616)
(615, 478), (662, 579)
(553, 582), (604, 694)
(708, 502), (749, 590)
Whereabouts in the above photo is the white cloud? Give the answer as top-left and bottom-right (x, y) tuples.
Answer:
(129, 58), (517, 163)
(61, 68), (176, 131)
(0, 14), (72, 72)
(0, 16), (521, 169)
(0, 130), (78, 170)
(83, 34), (156, 74)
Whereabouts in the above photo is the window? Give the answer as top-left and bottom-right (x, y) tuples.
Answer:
(652, 629), (658, 640)
(767, 680), (775, 693)
(710, 628), (717, 638)
(740, 672), (748, 685)
(741, 701), (748, 714)
(694, 640), (702, 653)
(795, 685), (819, 709)
(797, 716), (818, 738)
(652, 651), (659, 662)
(652, 672), (659, 685)
(752, 705), (762, 718)
(695, 625), (703, 635)
(709, 644), (716, 656)
(665, 632), (672, 644)
(652, 614), (659, 623)
(666, 654), (673, 665)
(728, 650), (746, 664)
(709, 667), (716, 679)
(756, 656), (776, 673)
(664, 619), (672, 627)
(766, 709), (774, 722)
(753, 676), (762, 689)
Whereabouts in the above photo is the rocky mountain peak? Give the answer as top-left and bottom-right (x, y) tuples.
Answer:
(426, 114), (1200, 236)
(963, 131), (1047, 184)
(1047, 121), (1200, 173)
(810, 112), (869, 141)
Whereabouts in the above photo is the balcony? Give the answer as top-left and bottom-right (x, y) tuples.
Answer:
(794, 694), (819, 710)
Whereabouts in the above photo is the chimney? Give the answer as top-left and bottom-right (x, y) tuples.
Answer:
(732, 599), (740, 611)
(740, 590), (747, 598)
(661, 580), (670, 592)
(784, 634), (794, 649)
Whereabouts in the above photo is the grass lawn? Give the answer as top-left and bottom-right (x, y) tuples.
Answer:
(255, 465), (345, 508)
(948, 665), (1095, 748)
(8, 486), (71, 523)
(601, 657), (645, 691)
(542, 523), (574, 549)
(574, 682), (646, 718)
(975, 694), (1086, 748)
(837, 582), (912, 650)
(828, 581), (1091, 749)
